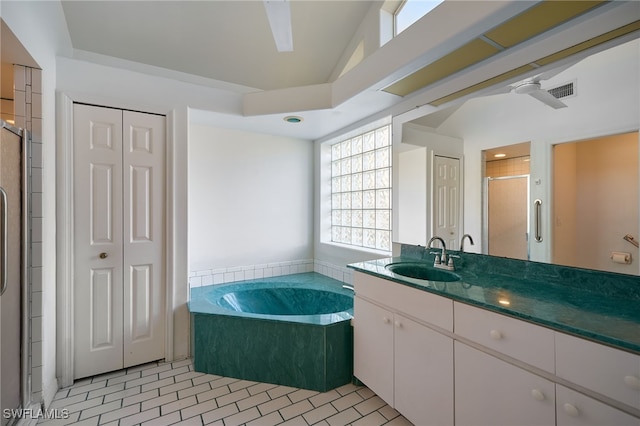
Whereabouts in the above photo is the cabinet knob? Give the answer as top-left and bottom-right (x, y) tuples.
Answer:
(395, 321), (403, 329)
(383, 317), (391, 324)
(563, 403), (579, 417)
(489, 329), (502, 340)
(99, 252), (108, 259)
(624, 375), (640, 390)
(530, 389), (545, 401)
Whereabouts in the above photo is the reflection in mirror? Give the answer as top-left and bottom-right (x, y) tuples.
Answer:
(483, 143), (530, 260)
(393, 37), (639, 275)
(553, 132), (638, 274)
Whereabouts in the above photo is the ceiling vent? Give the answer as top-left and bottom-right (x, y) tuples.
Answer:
(547, 81), (576, 99)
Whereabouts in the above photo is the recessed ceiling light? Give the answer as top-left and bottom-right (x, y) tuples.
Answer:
(494, 153), (506, 158)
(284, 116), (303, 123)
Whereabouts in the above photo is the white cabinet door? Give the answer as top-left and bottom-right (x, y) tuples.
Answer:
(556, 385), (640, 426)
(455, 341), (555, 426)
(353, 296), (394, 406)
(394, 314), (453, 426)
(74, 104), (165, 379)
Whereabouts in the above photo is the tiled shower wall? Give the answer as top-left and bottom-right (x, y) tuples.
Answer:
(13, 64), (44, 402)
(485, 156), (530, 178)
(188, 259), (354, 289)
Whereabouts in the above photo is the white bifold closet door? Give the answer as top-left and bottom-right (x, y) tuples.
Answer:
(73, 103), (165, 379)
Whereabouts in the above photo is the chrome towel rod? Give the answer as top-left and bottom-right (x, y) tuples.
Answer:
(623, 234), (639, 248)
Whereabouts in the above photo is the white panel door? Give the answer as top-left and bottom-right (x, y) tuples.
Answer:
(433, 156), (460, 249)
(74, 104), (165, 379)
(122, 111), (165, 367)
(74, 104), (125, 378)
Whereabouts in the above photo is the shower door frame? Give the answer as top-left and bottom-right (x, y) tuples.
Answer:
(482, 174), (531, 260)
(0, 120), (32, 414)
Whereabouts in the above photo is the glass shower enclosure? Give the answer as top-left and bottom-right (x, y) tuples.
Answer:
(0, 120), (29, 425)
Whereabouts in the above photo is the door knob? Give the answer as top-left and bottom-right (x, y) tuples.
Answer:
(99, 252), (108, 259)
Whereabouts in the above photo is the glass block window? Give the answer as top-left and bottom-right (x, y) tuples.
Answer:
(331, 124), (392, 251)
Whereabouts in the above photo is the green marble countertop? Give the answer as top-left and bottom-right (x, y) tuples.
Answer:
(348, 256), (640, 355)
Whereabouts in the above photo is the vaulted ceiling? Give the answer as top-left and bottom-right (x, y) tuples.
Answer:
(4, 1), (639, 140)
(61, 0), (376, 91)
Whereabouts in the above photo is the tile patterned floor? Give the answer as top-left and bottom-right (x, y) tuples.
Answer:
(40, 359), (413, 426)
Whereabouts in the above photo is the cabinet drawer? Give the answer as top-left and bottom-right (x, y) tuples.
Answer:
(454, 302), (555, 373)
(353, 271), (453, 331)
(556, 385), (640, 426)
(556, 332), (640, 410)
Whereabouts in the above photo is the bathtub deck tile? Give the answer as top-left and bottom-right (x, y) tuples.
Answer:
(43, 358), (413, 426)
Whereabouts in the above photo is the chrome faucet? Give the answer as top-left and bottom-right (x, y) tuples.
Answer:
(460, 234), (475, 252)
(427, 236), (454, 270)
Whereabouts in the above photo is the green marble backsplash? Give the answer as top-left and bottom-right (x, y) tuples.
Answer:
(400, 244), (640, 301)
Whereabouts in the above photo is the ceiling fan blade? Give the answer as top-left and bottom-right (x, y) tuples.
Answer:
(528, 88), (567, 109)
(263, 0), (293, 52)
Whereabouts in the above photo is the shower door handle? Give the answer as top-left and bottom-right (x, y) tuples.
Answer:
(0, 186), (7, 295)
(534, 199), (543, 243)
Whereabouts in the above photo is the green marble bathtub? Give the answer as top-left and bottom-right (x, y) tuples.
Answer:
(188, 273), (354, 391)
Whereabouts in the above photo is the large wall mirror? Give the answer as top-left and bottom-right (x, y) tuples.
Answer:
(393, 37), (640, 276)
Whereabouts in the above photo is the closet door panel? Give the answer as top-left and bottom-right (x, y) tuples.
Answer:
(122, 111), (165, 367)
(73, 104), (124, 379)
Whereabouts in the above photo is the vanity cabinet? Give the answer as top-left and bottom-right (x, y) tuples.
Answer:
(351, 270), (640, 426)
(353, 272), (454, 426)
(455, 341), (556, 426)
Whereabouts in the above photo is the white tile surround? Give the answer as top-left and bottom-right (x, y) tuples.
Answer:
(13, 64), (45, 402)
(188, 260), (354, 289)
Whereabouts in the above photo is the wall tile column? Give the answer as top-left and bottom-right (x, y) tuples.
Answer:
(13, 64), (44, 403)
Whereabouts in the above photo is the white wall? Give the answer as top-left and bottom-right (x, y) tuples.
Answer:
(188, 124), (313, 273)
(437, 39), (640, 262)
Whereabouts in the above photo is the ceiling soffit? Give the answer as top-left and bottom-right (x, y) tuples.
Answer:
(383, 1), (608, 97)
(430, 19), (640, 107)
